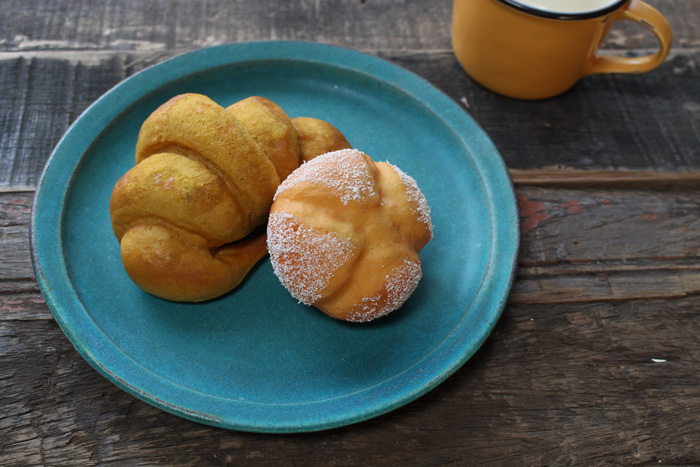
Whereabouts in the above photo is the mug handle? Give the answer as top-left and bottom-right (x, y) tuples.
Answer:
(585, 0), (672, 75)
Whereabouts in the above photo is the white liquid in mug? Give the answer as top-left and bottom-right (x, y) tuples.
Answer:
(512, 0), (623, 15)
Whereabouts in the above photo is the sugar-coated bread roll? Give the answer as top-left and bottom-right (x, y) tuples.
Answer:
(110, 93), (350, 302)
(267, 148), (433, 322)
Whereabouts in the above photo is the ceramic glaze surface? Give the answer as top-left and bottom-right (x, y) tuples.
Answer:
(31, 41), (519, 432)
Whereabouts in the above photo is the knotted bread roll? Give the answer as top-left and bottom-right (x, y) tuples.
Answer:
(291, 117), (352, 163)
(110, 93), (350, 302)
(267, 148), (433, 322)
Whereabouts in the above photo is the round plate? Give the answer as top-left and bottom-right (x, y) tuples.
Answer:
(31, 41), (519, 433)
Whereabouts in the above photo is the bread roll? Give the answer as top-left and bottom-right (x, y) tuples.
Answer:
(267, 148), (432, 322)
(110, 93), (350, 302)
(291, 117), (351, 162)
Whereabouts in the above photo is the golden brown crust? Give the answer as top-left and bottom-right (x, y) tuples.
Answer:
(228, 97), (300, 182)
(119, 224), (268, 302)
(291, 117), (352, 163)
(110, 93), (352, 302)
(110, 152), (251, 245)
(135, 93), (280, 223)
(267, 149), (432, 322)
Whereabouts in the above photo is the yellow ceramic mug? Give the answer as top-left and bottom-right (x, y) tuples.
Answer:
(452, 0), (672, 100)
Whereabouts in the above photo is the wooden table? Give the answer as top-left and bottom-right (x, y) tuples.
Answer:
(2, 1), (699, 465)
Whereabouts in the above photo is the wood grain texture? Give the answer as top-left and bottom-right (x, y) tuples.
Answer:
(513, 186), (700, 302)
(511, 168), (700, 188)
(2, 296), (699, 465)
(391, 50), (700, 172)
(2, 0), (700, 464)
(1, 50), (698, 189)
(4, 184), (700, 464)
(0, 0), (696, 53)
(0, 192), (35, 279)
(516, 187), (700, 264)
(7, 184), (700, 311)
(0, 0), (453, 53)
(1, 0), (698, 188)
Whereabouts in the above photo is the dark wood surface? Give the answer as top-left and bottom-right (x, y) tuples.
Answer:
(2, 1), (699, 465)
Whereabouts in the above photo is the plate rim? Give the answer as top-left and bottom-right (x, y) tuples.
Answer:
(30, 40), (520, 433)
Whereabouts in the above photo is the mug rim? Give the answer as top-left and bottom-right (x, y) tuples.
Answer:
(497, 0), (629, 20)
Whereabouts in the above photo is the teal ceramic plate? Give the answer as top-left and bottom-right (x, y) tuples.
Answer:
(31, 41), (519, 433)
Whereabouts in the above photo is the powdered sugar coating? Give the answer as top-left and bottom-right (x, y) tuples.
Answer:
(274, 149), (376, 205)
(346, 258), (423, 323)
(267, 211), (356, 305)
(387, 162), (434, 238)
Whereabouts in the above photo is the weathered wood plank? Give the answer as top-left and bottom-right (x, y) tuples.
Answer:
(439, 49), (700, 174)
(7, 184), (700, 317)
(2, 297), (699, 466)
(511, 168), (700, 188)
(4, 183), (700, 463)
(0, 55), (134, 189)
(0, 0), (696, 54)
(511, 186), (700, 304)
(0, 0), (454, 54)
(516, 186), (700, 263)
(0, 280), (47, 321)
(3, 0), (699, 465)
(513, 264), (700, 304)
(0, 191), (47, 320)
(0, 192), (35, 281)
(1, 49), (698, 189)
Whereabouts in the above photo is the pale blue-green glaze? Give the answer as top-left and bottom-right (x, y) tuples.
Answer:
(31, 41), (519, 433)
